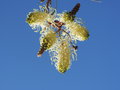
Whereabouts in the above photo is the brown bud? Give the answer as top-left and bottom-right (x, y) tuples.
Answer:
(69, 3), (80, 16)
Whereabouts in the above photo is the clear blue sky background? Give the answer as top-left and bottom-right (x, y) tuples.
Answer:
(0, 0), (120, 90)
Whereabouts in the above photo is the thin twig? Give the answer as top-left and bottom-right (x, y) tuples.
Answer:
(62, 30), (78, 50)
(40, 0), (45, 2)
(46, 0), (52, 12)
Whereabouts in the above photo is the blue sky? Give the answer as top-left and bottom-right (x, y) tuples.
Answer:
(0, 0), (120, 90)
